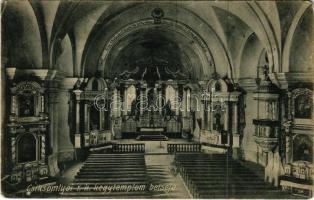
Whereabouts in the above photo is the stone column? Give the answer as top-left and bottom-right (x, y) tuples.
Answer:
(123, 85), (128, 116)
(84, 104), (89, 132)
(112, 87), (119, 117)
(207, 101), (211, 130)
(232, 101), (240, 159)
(158, 87), (162, 114)
(73, 90), (82, 148)
(233, 102), (238, 134)
(285, 135), (292, 163)
(140, 83), (146, 115)
(182, 89), (187, 117)
(56, 78), (77, 162)
(47, 88), (60, 176)
(283, 121), (292, 163)
(224, 101), (229, 131)
(175, 86), (179, 116)
(10, 95), (16, 115)
(40, 134), (46, 162)
(265, 101), (270, 119)
(154, 85), (158, 112)
(99, 109), (104, 130)
(187, 89), (191, 113)
(40, 95), (45, 113)
(73, 90), (82, 134)
(287, 91), (292, 120)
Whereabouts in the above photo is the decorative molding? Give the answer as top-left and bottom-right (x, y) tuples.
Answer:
(6, 68), (57, 80)
(99, 19), (214, 71)
(238, 78), (257, 92)
(269, 73), (314, 89)
(59, 78), (80, 90)
(254, 136), (278, 152)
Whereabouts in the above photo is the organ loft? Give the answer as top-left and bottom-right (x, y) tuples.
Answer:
(1, 0), (313, 198)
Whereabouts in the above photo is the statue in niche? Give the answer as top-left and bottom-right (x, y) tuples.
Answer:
(164, 99), (174, 116)
(90, 124), (99, 145)
(295, 95), (312, 119)
(130, 99), (137, 116)
(19, 94), (34, 117)
(213, 113), (223, 132)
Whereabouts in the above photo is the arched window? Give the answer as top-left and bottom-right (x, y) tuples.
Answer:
(165, 85), (176, 110)
(126, 85), (136, 114)
(18, 134), (36, 163)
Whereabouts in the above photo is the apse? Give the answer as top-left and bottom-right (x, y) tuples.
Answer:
(105, 28), (204, 82)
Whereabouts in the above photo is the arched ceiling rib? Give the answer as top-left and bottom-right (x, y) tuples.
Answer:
(256, 1), (281, 49)
(282, 2), (312, 73)
(101, 27), (208, 80)
(29, 0), (49, 67)
(289, 7), (314, 72)
(81, 2), (231, 79)
(3, 1), (42, 68)
(72, 2), (111, 76)
(2, 1), (313, 81)
(38, 0), (60, 48)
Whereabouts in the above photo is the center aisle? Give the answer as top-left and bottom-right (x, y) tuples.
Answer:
(145, 155), (192, 198)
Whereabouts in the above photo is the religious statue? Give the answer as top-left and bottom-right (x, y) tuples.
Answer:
(19, 95), (34, 117)
(90, 124), (99, 145)
(295, 95), (312, 119)
(214, 113), (223, 132)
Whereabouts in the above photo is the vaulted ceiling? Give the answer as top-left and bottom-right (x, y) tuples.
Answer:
(2, 0), (313, 80)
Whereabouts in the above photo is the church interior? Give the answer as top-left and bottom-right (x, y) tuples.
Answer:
(1, 0), (314, 198)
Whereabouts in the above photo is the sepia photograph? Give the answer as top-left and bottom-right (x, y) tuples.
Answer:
(0, 0), (313, 199)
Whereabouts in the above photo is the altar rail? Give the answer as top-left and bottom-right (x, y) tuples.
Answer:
(167, 143), (201, 153)
(112, 143), (145, 153)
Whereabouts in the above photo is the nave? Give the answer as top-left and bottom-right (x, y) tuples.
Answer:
(60, 149), (298, 199)
(2, 1), (313, 198)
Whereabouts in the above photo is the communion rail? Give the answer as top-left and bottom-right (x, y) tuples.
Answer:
(112, 143), (145, 153)
(167, 143), (201, 153)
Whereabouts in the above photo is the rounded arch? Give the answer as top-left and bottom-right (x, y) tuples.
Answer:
(239, 33), (264, 79)
(247, 1), (280, 73)
(2, 1), (42, 68)
(282, 2), (312, 72)
(86, 77), (108, 91)
(207, 79), (228, 93)
(81, 3), (232, 80)
(16, 133), (38, 163)
(53, 34), (74, 76)
(102, 22), (209, 80)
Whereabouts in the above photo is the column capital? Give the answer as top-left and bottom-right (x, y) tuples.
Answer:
(73, 89), (83, 101)
(238, 78), (257, 92)
(6, 68), (58, 81)
(59, 78), (79, 90)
